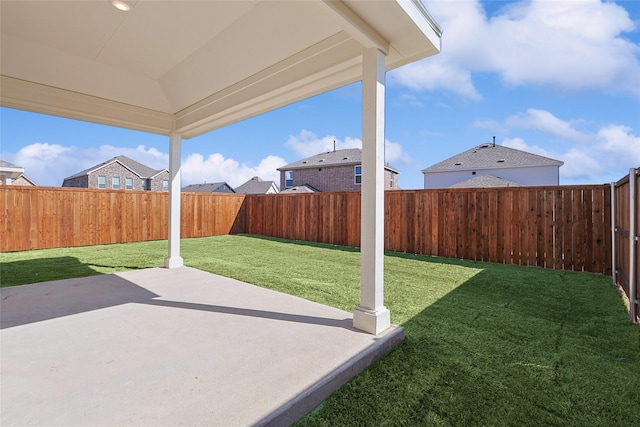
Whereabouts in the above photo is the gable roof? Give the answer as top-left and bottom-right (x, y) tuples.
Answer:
(280, 184), (320, 194)
(63, 155), (167, 180)
(449, 174), (522, 188)
(234, 176), (278, 194)
(278, 148), (400, 173)
(422, 144), (563, 173)
(182, 182), (235, 193)
(0, 160), (24, 177)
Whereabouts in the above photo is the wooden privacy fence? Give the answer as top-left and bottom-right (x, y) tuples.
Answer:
(246, 185), (611, 275)
(1, 184), (611, 275)
(612, 168), (639, 323)
(0, 187), (245, 252)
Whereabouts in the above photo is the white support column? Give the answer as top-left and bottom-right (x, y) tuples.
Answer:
(353, 47), (390, 335)
(164, 132), (184, 268)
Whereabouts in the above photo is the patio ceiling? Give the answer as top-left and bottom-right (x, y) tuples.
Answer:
(0, 0), (441, 139)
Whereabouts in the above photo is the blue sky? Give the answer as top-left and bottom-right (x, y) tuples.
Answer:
(1, 0), (639, 190)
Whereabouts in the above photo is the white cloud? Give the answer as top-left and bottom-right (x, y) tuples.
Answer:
(391, 0), (640, 99)
(6, 143), (284, 188)
(502, 109), (640, 181)
(506, 109), (590, 143)
(181, 153), (286, 188)
(285, 129), (409, 165)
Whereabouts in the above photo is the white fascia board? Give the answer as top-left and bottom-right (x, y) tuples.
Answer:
(397, 0), (442, 52)
(0, 76), (174, 136)
(318, 1), (389, 54)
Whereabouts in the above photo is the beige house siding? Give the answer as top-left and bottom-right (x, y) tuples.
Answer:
(11, 175), (37, 186)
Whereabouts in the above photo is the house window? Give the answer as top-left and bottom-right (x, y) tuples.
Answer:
(142, 179), (151, 190)
(285, 171), (293, 188)
(389, 172), (394, 188)
(125, 178), (133, 190)
(163, 180), (169, 191)
(354, 165), (362, 184)
(112, 176), (120, 189)
(98, 175), (106, 189)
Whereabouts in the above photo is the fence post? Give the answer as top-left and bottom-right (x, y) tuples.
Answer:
(629, 168), (638, 323)
(611, 182), (616, 284)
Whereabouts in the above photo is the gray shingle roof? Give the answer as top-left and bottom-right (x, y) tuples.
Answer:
(234, 176), (278, 194)
(449, 174), (522, 188)
(63, 155), (167, 180)
(280, 184), (320, 194)
(182, 182), (235, 193)
(0, 160), (22, 169)
(422, 144), (563, 172)
(277, 148), (399, 173)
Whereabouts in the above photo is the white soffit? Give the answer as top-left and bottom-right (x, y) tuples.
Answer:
(0, 0), (441, 138)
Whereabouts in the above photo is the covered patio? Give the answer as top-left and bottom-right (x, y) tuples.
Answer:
(1, 267), (404, 425)
(1, 1), (440, 424)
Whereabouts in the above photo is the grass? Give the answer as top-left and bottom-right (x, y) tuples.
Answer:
(1, 234), (639, 425)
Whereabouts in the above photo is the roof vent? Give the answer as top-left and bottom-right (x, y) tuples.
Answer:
(343, 157), (348, 160)
(454, 162), (462, 166)
(302, 161), (307, 164)
(479, 144), (490, 148)
(497, 159), (505, 163)
(318, 159), (324, 163)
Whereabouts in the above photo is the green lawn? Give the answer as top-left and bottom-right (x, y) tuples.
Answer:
(1, 234), (638, 425)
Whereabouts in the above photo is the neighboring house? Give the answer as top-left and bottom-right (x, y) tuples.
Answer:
(0, 160), (37, 186)
(422, 143), (563, 189)
(62, 155), (169, 191)
(234, 176), (279, 195)
(182, 182), (235, 193)
(280, 184), (320, 194)
(277, 148), (400, 192)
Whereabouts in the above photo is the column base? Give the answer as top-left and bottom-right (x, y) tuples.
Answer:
(353, 305), (391, 335)
(163, 256), (184, 269)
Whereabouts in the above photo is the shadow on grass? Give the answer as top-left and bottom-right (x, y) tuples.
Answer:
(297, 259), (639, 426)
(0, 256), (145, 288)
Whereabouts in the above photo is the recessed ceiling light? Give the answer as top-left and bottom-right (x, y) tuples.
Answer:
(111, 0), (131, 12)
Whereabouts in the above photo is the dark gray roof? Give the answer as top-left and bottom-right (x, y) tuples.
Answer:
(234, 176), (278, 194)
(63, 155), (167, 180)
(449, 174), (522, 188)
(182, 182), (235, 193)
(422, 144), (563, 173)
(280, 184), (320, 194)
(278, 148), (399, 173)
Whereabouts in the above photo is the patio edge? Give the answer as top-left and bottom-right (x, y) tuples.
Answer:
(258, 325), (406, 427)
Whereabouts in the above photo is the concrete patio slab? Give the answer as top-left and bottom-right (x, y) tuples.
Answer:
(1, 267), (404, 426)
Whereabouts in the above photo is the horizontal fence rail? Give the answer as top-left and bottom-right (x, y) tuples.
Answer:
(246, 186), (612, 275)
(0, 187), (245, 252)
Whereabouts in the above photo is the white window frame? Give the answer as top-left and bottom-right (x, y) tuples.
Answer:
(98, 175), (106, 189)
(112, 176), (120, 189)
(285, 171), (293, 188)
(354, 165), (362, 185)
(162, 180), (169, 191)
(125, 177), (133, 190)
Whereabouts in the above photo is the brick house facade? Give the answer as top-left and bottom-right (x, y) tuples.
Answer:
(62, 156), (169, 191)
(278, 148), (399, 192)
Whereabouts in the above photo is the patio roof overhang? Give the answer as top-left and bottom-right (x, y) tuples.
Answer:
(0, 0), (440, 138)
(1, 0), (441, 335)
